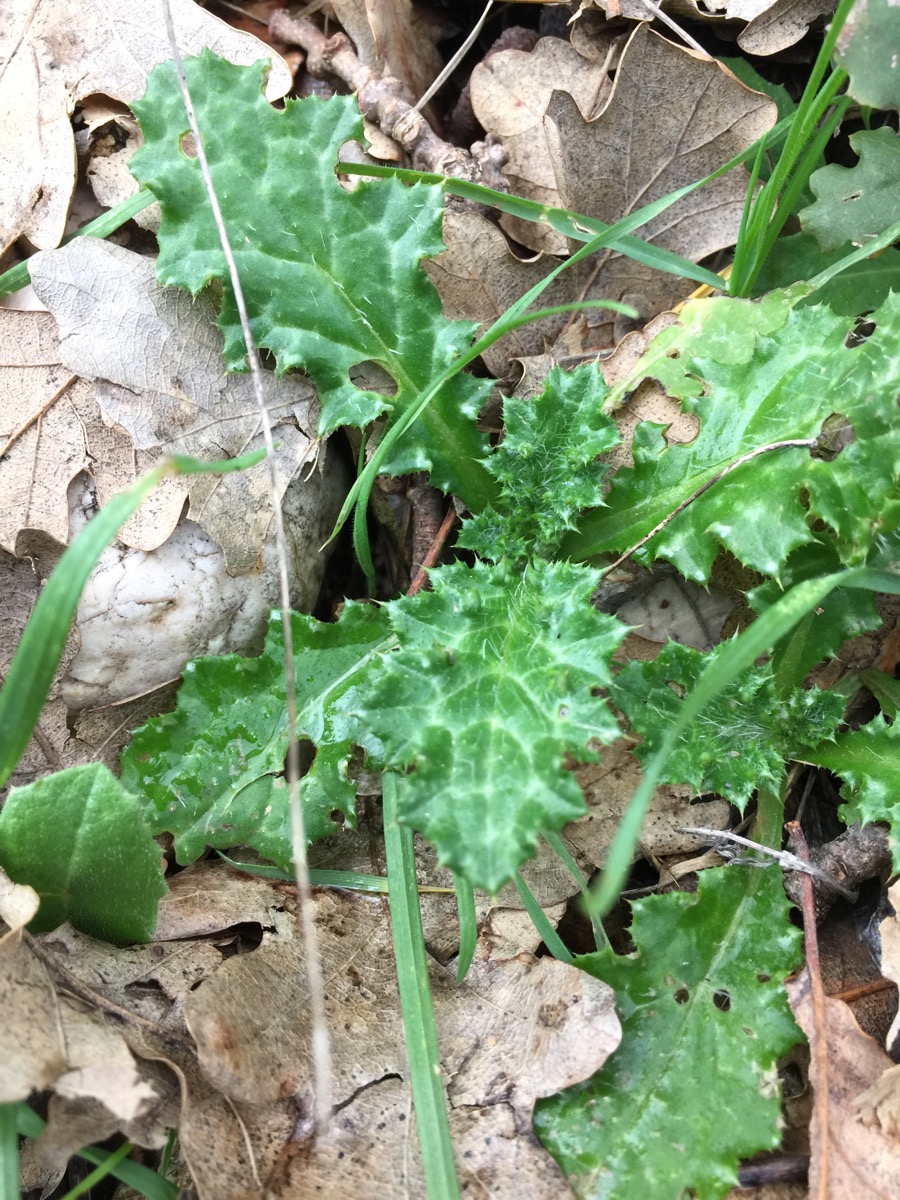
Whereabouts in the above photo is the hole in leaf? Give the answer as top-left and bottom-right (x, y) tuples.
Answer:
(180, 132), (198, 158)
(328, 808), (346, 827)
(285, 738), (317, 778)
(810, 412), (854, 460)
(666, 348), (680, 359)
(845, 315), (876, 348)
(757, 972), (771, 984)
(712, 989), (731, 1012)
(673, 985), (690, 1004)
(349, 360), (398, 398)
(558, 704), (570, 720)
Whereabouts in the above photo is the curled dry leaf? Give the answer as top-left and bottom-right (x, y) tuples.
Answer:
(470, 36), (614, 253)
(0, 0), (290, 256)
(3, 866), (621, 1200)
(7, 240), (348, 708)
(29, 239), (322, 571)
(576, 0), (831, 55)
(788, 968), (900, 1197)
(544, 26), (776, 314)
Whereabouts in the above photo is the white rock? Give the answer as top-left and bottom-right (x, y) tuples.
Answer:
(62, 444), (348, 709)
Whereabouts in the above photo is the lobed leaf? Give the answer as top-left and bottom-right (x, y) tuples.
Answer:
(801, 715), (900, 870)
(0, 765), (166, 944)
(121, 604), (393, 870)
(459, 363), (620, 562)
(535, 867), (802, 1200)
(129, 51), (494, 506)
(341, 559), (627, 893)
(611, 641), (844, 805)
(835, 0), (900, 112)
(568, 289), (900, 581)
(800, 127), (900, 253)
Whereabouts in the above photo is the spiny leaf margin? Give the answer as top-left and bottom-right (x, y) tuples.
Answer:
(611, 640), (845, 804)
(535, 866), (802, 1200)
(339, 558), (628, 893)
(129, 50), (493, 505)
(121, 604), (393, 870)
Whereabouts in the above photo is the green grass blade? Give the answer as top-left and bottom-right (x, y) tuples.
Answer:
(806, 217), (900, 293)
(0, 1104), (18, 1200)
(340, 163), (752, 292)
(10, 1104), (177, 1200)
(513, 873), (574, 965)
(59, 1141), (134, 1200)
(453, 873), (477, 983)
(543, 830), (609, 952)
(730, 135), (767, 292)
(0, 448), (265, 789)
(588, 565), (900, 918)
(384, 772), (460, 1199)
(0, 189), (156, 298)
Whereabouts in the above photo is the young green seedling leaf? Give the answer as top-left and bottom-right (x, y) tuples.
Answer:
(459, 362), (620, 563)
(611, 641), (844, 805)
(340, 559), (627, 893)
(567, 289), (900, 581)
(0, 764), (166, 944)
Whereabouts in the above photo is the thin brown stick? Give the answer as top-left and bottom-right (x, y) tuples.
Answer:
(787, 820), (829, 1200)
(160, 0), (332, 1127)
(407, 504), (457, 596)
(269, 10), (508, 187)
(598, 438), (817, 581)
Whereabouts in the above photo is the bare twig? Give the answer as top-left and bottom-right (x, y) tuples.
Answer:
(407, 503), (457, 597)
(786, 820), (829, 1200)
(679, 825), (858, 901)
(160, 0), (332, 1128)
(269, 10), (509, 187)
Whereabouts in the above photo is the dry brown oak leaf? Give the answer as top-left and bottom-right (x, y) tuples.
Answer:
(0, 0), (290, 257)
(26, 238), (322, 574)
(6, 240), (346, 709)
(3, 864), (622, 1200)
(575, 0), (833, 56)
(469, 35), (614, 254)
(427, 25), (776, 372)
(788, 968), (900, 1199)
